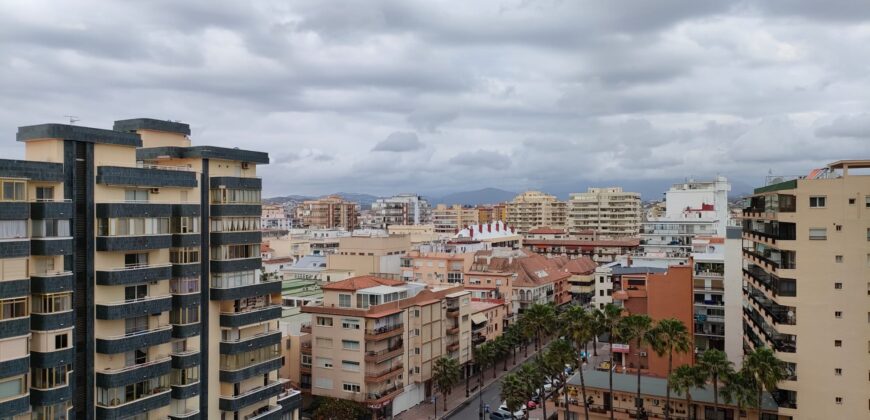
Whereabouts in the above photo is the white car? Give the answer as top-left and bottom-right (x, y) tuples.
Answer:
(499, 401), (526, 418)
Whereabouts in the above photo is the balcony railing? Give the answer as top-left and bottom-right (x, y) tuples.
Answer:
(365, 341), (403, 363)
(365, 323), (403, 340)
(101, 356), (171, 375)
(365, 363), (403, 382)
(365, 382), (403, 404)
(300, 322), (311, 333)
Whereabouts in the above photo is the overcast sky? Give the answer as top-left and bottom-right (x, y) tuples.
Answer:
(1, 1), (868, 198)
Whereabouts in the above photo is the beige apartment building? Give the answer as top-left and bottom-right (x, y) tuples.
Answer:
(568, 187), (641, 237)
(300, 276), (471, 417)
(741, 160), (870, 418)
(326, 235), (412, 277)
(477, 203), (507, 224)
(506, 191), (567, 233)
(431, 204), (480, 233)
(400, 251), (474, 284)
(295, 195), (358, 229)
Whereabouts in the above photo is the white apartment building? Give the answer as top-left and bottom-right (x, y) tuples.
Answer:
(568, 187), (641, 238)
(369, 194), (432, 228)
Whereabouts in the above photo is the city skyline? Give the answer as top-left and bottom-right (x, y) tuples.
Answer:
(1, 1), (868, 197)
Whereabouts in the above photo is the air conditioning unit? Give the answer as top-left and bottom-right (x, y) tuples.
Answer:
(241, 162), (250, 169)
(149, 188), (160, 194)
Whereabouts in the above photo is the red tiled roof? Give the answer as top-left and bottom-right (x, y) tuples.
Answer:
(557, 256), (598, 274)
(263, 257), (294, 264)
(524, 239), (640, 247)
(321, 275), (405, 291)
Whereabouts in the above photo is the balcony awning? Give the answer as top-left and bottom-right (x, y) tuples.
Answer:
(471, 314), (488, 325)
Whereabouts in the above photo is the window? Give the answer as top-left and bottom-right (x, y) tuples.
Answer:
(0, 220), (27, 239)
(316, 317), (333, 327)
(32, 292), (72, 314)
(835, 282), (843, 289)
(170, 277), (199, 294)
(315, 338), (333, 348)
(0, 297), (28, 320)
(342, 340), (360, 351)
(835, 397), (842, 404)
(835, 311), (842, 319)
(125, 316), (148, 334)
(35, 186), (54, 201)
(809, 196), (826, 208)
(210, 270), (256, 289)
(124, 253), (149, 268)
(341, 361), (360, 372)
(835, 368), (842, 375)
(342, 319), (360, 329)
(314, 378), (333, 389)
(124, 189), (149, 202)
(809, 228), (827, 240)
(170, 305), (200, 325)
(169, 248), (200, 264)
(338, 294), (351, 308)
(210, 217), (261, 232)
(342, 383), (361, 393)
(125, 284), (147, 301)
(835, 340), (842, 347)
(866, 195), (870, 208)
(210, 188), (261, 204)
(31, 219), (70, 238)
(32, 364), (72, 389)
(0, 375), (25, 399)
(210, 244), (258, 260)
(1, 180), (26, 202)
(54, 333), (69, 350)
(835, 255), (843, 263)
(316, 357), (333, 368)
(171, 216), (200, 234)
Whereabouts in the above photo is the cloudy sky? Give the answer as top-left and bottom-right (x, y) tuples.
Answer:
(1, 0), (868, 198)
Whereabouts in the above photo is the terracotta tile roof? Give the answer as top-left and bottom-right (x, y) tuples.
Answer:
(557, 256), (598, 274)
(263, 257), (294, 264)
(524, 239), (640, 247)
(321, 275), (406, 291)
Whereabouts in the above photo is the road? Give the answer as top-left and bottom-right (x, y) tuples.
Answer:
(446, 340), (610, 420)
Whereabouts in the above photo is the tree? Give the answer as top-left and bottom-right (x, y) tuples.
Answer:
(524, 303), (556, 351)
(312, 397), (367, 420)
(540, 338), (576, 420)
(697, 349), (734, 420)
(501, 373), (531, 419)
(503, 324), (521, 365)
(668, 365), (706, 420)
(517, 317), (534, 357)
(493, 336), (510, 371)
(721, 370), (756, 417)
(432, 356), (462, 412)
(618, 314), (656, 420)
(742, 346), (787, 416)
(518, 362), (545, 419)
(651, 318), (692, 420)
(560, 305), (593, 420)
(597, 303), (623, 420)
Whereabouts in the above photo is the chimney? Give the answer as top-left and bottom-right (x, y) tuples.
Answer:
(626, 255), (632, 267)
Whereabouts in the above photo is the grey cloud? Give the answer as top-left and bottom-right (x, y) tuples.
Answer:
(815, 114), (870, 138)
(449, 150), (511, 170)
(372, 132), (424, 152)
(407, 109), (458, 132)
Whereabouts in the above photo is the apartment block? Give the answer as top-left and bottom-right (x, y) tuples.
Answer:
(326, 235), (411, 277)
(505, 191), (567, 233)
(691, 237), (727, 356)
(400, 251), (473, 284)
(262, 204), (292, 231)
(431, 204), (479, 234)
(300, 276), (471, 417)
(477, 203), (507, 224)
(469, 298), (506, 347)
(368, 194), (431, 229)
(741, 160), (870, 418)
(521, 237), (639, 263)
(0, 119), (300, 420)
(567, 187), (641, 237)
(295, 195), (359, 230)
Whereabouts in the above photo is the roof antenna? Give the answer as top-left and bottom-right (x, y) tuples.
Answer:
(64, 115), (80, 125)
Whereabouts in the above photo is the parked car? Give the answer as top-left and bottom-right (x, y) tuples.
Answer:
(489, 410), (512, 420)
(499, 402), (526, 418)
(526, 400), (538, 409)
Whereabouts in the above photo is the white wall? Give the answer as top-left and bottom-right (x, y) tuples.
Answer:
(723, 226), (743, 368)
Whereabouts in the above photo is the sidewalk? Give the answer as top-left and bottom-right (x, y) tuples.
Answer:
(394, 340), (552, 420)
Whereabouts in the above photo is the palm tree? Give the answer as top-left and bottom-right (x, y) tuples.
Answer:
(517, 317), (534, 357)
(312, 397), (367, 420)
(560, 305), (593, 420)
(721, 370), (756, 417)
(668, 365), (706, 420)
(697, 349), (734, 420)
(651, 318), (692, 420)
(617, 314), (656, 420)
(503, 324), (521, 365)
(540, 338), (576, 420)
(494, 336), (511, 371)
(742, 346), (787, 416)
(518, 363), (545, 419)
(590, 309), (606, 357)
(524, 303), (556, 351)
(432, 356), (462, 412)
(474, 342), (494, 383)
(501, 373), (531, 419)
(598, 303), (623, 420)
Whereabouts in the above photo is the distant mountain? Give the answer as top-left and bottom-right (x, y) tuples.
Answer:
(434, 187), (517, 206)
(332, 192), (379, 209)
(263, 194), (312, 204)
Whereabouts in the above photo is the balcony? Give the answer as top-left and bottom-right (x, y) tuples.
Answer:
(96, 325), (172, 354)
(301, 342), (311, 354)
(220, 305), (281, 328)
(365, 363), (403, 383)
(31, 310), (74, 331)
(210, 277), (280, 301)
(446, 342), (459, 352)
(219, 330), (281, 355)
(96, 263), (172, 286)
(95, 387), (171, 420)
(30, 270), (74, 293)
(96, 295), (172, 320)
(30, 200), (73, 219)
(278, 389), (302, 413)
(446, 326), (460, 335)
(96, 357), (172, 388)
(446, 307), (460, 318)
(365, 323), (404, 341)
(247, 404), (283, 420)
(300, 322), (311, 333)
(169, 409), (200, 420)
(218, 379), (287, 412)
(171, 350), (201, 370)
(365, 382), (403, 405)
(31, 237), (74, 255)
(219, 354), (283, 383)
(365, 341), (403, 363)
(96, 235), (172, 252)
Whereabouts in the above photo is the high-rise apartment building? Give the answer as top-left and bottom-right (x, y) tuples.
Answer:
(369, 194), (431, 228)
(741, 160), (869, 418)
(0, 119), (300, 420)
(476, 204), (507, 225)
(431, 204), (479, 233)
(295, 195), (359, 229)
(300, 276), (471, 417)
(568, 187), (641, 237)
(505, 191), (566, 234)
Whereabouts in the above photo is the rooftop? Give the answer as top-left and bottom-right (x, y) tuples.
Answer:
(527, 227), (567, 235)
(321, 275), (405, 291)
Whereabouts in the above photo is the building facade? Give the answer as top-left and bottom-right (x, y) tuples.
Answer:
(741, 160), (870, 418)
(295, 196), (359, 230)
(431, 204), (479, 234)
(505, 191), (566, 234)
(0, 119), (300, 420)
(368, 194), (431, 229)
(567, 187), (641, 238)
